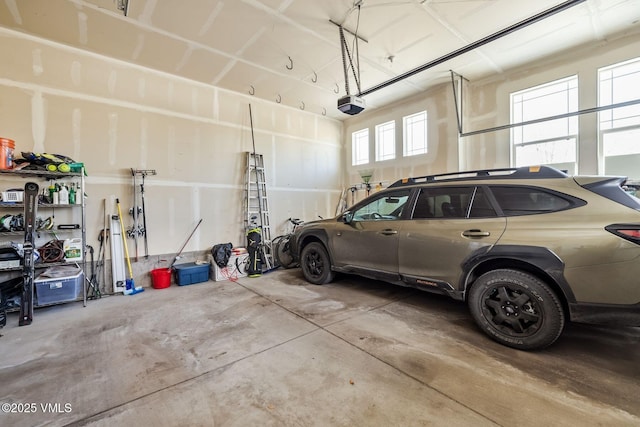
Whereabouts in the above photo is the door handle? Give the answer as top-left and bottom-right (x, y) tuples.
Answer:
(379, 229), (398, 235)
(462, 229), (490, 237)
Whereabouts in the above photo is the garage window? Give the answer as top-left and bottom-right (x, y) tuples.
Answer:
(599, 56), (640, 179)
(511, 76), (578, 174)
(403, 111), (427, 157)
(352, 128), (369, 165)
(375, 120), (396, 161)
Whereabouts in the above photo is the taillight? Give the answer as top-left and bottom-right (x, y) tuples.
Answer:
(606, 224), (640, 244)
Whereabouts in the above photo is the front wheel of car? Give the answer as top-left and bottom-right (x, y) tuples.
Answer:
(468, 269), (565, 351)
(300, 242), (334, 285)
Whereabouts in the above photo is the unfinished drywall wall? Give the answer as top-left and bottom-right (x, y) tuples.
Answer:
(342, 29), (640, 194)
(460, 30), (640, 174)
(342, 83), (459, 205)
(0, 28), (343, 263)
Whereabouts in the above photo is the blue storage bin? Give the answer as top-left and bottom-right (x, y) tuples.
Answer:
(173, 262), (209, 286)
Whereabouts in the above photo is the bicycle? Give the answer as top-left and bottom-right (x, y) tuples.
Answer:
(273, 218), (304, 269)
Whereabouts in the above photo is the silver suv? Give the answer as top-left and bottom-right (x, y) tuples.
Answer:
(291, 166), (640, 350)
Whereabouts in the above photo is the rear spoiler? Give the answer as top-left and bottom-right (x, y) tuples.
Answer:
(576, 176), (640, 210)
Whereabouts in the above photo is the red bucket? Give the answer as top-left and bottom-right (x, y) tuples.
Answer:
(150, 268), (172, 289)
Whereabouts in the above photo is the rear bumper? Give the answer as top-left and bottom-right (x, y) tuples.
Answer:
(569, 302), (640, 326)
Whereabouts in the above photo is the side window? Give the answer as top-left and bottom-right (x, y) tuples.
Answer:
(468, 187), (497, 218)
(352, 128), (369, 166)
(490, 186), (573, 216)
(411, 187), (476, 219)
(352, 190), (410, 221)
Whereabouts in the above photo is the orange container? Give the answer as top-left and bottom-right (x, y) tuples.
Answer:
(0, 138), (15, 170)
(150, 268), (172, 289)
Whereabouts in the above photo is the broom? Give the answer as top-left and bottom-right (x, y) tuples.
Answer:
(116, 198), (143, 295)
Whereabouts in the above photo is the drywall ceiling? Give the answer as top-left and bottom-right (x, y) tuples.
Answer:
(1, 0), (639, 120)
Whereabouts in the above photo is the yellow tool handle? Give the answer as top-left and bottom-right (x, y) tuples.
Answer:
(116, 199), (134, 278)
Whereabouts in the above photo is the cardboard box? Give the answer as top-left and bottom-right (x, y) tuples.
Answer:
(211, 253), (249, 281)
(35, 267), (83, 305)
(173, 262), (209, 286)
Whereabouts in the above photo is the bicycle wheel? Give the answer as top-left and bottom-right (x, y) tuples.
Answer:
(275, 235), (297, 269)
(271, 235), (286, 268)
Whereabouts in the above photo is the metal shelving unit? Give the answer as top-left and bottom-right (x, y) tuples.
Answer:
(0, 167), (87, 308)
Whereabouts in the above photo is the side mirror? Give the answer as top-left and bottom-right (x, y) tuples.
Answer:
(340, 211), (353, 224)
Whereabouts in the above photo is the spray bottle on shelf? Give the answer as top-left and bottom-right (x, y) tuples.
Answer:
(69, 183), (76, 205)
(52, 183), (59, 205)
(58, 183), (69, 205)
(48, 180), (56, 204)
(75, 183), (82, 204)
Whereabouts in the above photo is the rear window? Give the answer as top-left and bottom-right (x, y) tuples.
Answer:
(581, 178), (640, 210)
(489, 186), (582, 216)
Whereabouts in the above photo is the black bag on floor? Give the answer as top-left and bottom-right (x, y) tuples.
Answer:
(0, 277), (23, 328)
(246, 227), (262, 277)
(211, 243), (233, 268)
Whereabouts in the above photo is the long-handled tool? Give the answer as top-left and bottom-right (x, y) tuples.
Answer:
(85, 245), (101, 300)
(94, 228), (107, 297)
(102, 199), (108, 291)
(116, 198), (143, 295)
(168, 219), (203, 269)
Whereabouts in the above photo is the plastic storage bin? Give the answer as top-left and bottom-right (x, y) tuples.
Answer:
(173, 262), (209, 286)
(35, 269), (83, 305)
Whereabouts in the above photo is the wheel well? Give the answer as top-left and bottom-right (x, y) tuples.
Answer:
(465, 259), (570, 316)
(298, 235), (328, 259)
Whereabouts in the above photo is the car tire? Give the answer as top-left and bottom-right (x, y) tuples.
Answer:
(468, 269), (565, 350)
(300, 242), (334, 285)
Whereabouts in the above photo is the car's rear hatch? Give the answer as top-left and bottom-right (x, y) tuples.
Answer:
(574, 176), (640, 211)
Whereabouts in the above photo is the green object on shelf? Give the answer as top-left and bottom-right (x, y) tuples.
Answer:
(69, 162), (87, 175)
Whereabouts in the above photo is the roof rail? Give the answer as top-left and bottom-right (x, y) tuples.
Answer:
(388, 165), (568, 187)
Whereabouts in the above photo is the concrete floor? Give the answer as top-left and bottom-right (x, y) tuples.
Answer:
(1, 268), (639, 427)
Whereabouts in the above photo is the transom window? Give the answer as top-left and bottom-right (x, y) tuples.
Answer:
(511, 76), (578, 174)
(375, 120), (396, 161)
(352, 128), (369, 166)
(403, 111), (428, 156)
